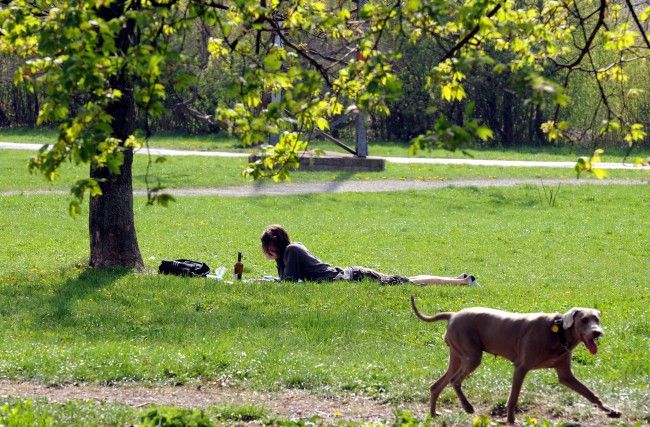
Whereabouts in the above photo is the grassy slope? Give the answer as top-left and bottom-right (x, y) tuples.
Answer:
(1, 186), (648, 421)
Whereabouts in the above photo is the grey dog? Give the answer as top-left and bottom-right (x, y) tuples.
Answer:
(411, 296), (621, 424)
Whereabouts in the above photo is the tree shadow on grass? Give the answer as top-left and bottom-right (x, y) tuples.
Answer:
(44, 268), (130, 326)
(295, 168), (356, 184)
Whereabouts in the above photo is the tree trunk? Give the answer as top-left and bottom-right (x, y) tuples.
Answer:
(533, 104), (546, 145)
(527, 104), (535, 144)
(453, 101), (464, 127)
(89, 3), (143, 270)
(25, 88), (36, 126)
(33, 90), (39, 125)
(0, 105), (9, 127)
(89, 149), (143, 269)
(89, 82), (143, 269)
(12, 87), (21, 125)
(502, 90), (514, 147)
(484, 82), (499, 135)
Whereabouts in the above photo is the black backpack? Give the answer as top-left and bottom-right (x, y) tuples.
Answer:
(158, 259), (211, 277)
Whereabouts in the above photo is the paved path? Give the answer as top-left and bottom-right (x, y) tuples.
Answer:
(1, 178), (646, 198)
(2, 141), (648, 170)
(2, 142), (646, 197)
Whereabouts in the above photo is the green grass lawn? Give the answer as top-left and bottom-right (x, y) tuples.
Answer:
(1, 149), (648, 192)
(2, 126), (649, 162)
(1, 186), (648, 425)
(0, 398), (270, 427)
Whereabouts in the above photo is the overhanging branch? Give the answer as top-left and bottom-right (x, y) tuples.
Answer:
(440, 2), (502, 62)
(267, 18), (333, 87)
(624, 0), (650, 49)
(553, 0), (608, 69)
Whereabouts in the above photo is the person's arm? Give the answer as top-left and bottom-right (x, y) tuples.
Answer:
(276, 258), (284, 279)
(281, 245), (303, 281)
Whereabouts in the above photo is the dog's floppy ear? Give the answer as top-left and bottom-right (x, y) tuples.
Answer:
(562, 308), (580, 328)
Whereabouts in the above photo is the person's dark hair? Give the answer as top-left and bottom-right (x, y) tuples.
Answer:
(261, 224), (291, 256)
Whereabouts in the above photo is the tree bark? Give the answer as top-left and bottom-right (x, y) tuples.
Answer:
(25, 88), (37, 126)
(527, 104), (535, 145)
(502, 90), (514, 147)
(89, 2), (143, 270)
(533, 104), (546, 145)
(0, 105), (9, 126)
(484, 80), (499, 135)
(11, 87), (21, 125)
(89, 149), (143, 269)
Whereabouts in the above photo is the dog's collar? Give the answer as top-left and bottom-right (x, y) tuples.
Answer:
(552, 317), (569, 351)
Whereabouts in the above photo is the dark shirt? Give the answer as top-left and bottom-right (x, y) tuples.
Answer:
(276, 243), (342, 282)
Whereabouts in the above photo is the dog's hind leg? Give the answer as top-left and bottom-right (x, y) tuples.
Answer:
(429, 352), (461, 416)
(450, 352), (482, 413)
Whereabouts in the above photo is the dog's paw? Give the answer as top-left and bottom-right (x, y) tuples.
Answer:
(461, 403), (475, 414)
(605, 408), (622, 418)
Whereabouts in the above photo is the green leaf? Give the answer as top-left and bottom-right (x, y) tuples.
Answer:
(405, 0), (421, 13)
(315, 117), (329, 131)
(441, 83), (453, 101)
(69, 200), (82, 218)
(554, 92), (569, 107)
(155, 193), (176, 207)
(624, 124), (646, 144)
(359, 3), (375, 19)
(476, 126), (494, 141)
(106, 151), (124, 174)
(574, 157), (588, 179)
(592, 168), (608, 180)
(263, 50), (285, 72)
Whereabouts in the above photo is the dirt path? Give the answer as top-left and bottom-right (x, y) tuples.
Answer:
(0, 380), (635, 426)
(0, 380), (413, 422)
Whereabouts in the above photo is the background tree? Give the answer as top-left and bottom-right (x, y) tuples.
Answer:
(1, 0), (648, 269)
(0, 0), (193, 268)
(206, 0), (648, 163)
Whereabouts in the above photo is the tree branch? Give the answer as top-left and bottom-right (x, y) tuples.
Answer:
(440, 2), (502, 62)
(371, 0), (400, 51)
(553, 0), (608, 69)
(624, 0), (650, 49)
(202, 1), (229, 11)
(267, 18), (333, 87)
(173, 98), (223, 128)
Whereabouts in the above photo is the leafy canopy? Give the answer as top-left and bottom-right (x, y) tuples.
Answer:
(1, 0), (648, 198)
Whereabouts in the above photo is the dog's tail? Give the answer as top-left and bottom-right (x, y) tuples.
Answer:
(411, 296), (452, 323)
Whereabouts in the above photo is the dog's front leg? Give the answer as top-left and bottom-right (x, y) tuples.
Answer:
(506, 365), (528, 424)
(555, 365), (621, 418)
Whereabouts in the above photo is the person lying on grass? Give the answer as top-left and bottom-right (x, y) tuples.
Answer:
(260, 224), (480, 286)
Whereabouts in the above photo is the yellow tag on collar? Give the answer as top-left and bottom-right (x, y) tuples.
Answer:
(552, 324), (559, 333)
